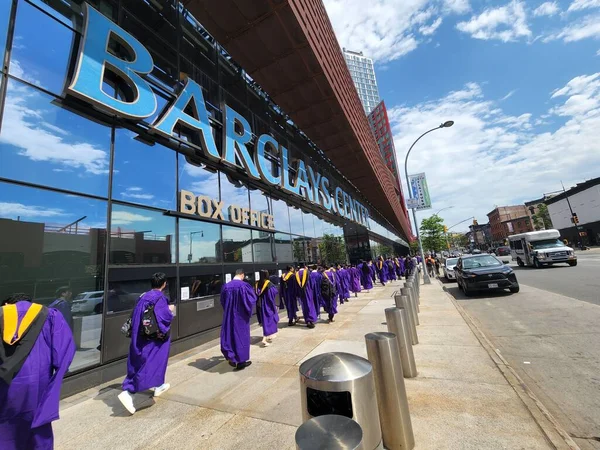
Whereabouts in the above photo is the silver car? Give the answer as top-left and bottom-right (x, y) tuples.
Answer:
(443, 257), (459, 281)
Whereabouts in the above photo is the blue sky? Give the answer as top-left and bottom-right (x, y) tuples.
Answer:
(324, 0), (600, 231)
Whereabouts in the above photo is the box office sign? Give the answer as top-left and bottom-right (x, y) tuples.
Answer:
(67, 3), (372, 228)
(179, 190), (275, 230)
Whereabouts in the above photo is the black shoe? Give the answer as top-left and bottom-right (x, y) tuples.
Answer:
(288, 320), (296, 326)
(307, 322), (315, 329)
(228, 361), (236, 367)
(328, 314), (334, 322)
(234, 361), (252, 371)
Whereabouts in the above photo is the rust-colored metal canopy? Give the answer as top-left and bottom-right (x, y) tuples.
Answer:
(183, 0), (412, 240)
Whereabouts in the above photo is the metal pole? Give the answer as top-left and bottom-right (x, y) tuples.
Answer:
(402, 286), (419, 326)
(395, 294), (418, 344)
(365, 332), (415, 450)
(385, 307), (417, 378)
(405, 280), (419, 313)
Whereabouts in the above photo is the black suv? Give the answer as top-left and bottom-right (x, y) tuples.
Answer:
(455, 254), (519, 296)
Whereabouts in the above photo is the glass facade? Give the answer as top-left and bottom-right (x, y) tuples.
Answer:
(0, 0), (406, 376)
(343, 49), (381, 115)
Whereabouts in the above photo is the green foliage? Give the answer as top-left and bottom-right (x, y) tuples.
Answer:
(420, 215), (446, 253)
(292, 240), (306, 262)
(318, 234), (347, 265)
(531, 203), (553, 230)
(409, 240), (420, 255)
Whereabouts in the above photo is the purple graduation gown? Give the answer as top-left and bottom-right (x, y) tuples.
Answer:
(387, 260), (397, 281)
(220, 279), (257, 364)
(323, 270), (338, 315)
(297, 269), (317, 323)
(396, 259), (404, 277)
(310, 270), (325, 312)
(1, 302), (75, 450)
(123, 290), (173, 393)
(359, 264), (373, 290)
(257, 282), (279, 337)
(369, 263), (376, 282)
(376, 261), (388, 285)
(350, 267), (361, 293)
(280, 272), (299, 322)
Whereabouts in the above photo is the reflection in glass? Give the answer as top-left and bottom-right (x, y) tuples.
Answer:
(179, 219), (221, 263)
(289, 206), (304, 236)
(10, 2), (73, 95)
(271, 197), (290, 234)
(178, 154), (219, 197)
(292, 235), (308, 263)
(249, 188), (270, 214)
(0, 182), (106, 371)
(220, 172), (249, 221)
(180, 274), (223, 300)
(109, 205), (175, 264)
(313, 215), (326, 238)
(251, 230), (274, 263)
(0, 79), (110, 197)
(274, 233), (293, 263)
(113, 130), (176, 209)
(221, 225), (252, 263)
(302, 212), (316, 237)
(106, 277), (175, 314)
(0, 1), (10, 60)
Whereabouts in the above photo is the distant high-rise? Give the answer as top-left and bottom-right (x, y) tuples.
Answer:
(343, 48), (380, 115)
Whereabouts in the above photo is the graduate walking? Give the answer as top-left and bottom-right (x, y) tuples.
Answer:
(387, 258), (397, 282)
(280, 266), (299, 326)
(220, 269), (257, 370)
(376, 256), (388, 286)
(296, 264), (317, 328)
(309, 265), (324, 321)
(350, 264), (361, 296)
(359, 260), (373, 291)
(0, 293), (75, 450)
(321, 266), (338, 323)
(256, 270), (279, 347)
(119, 273), (174, 415)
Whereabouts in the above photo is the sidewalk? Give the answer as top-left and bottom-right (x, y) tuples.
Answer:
(55, 279), (553, 450)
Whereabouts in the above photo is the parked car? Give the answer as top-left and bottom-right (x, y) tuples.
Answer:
(455, 254), (519, 296)
(71, 291), (104, 315)
(443, 257), (459, 281)
(495, 246), (511, 257)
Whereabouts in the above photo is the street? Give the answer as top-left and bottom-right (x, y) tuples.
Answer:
(445, 250), (600, 450)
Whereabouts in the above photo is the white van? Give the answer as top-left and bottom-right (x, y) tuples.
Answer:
(508, 230), (577, 268)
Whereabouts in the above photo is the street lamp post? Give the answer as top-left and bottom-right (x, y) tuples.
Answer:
(188, 230), (204, 263)
(405, 121), (454, 284)
(434, 206), (454, 253)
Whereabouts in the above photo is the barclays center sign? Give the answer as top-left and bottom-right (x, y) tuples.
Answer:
(67, 3), (371, 228)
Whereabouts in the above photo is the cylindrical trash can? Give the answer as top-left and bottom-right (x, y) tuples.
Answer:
(394, 294), (418, 345)
(365, 332), (415, 450)
(296, 415), (363, 450)
(385, 307), (417, 378)
(299, 352), (383, 450)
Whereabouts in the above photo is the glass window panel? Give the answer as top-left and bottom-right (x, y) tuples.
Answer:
(219, 172), (249, 221)
(178, 154), (220, 198)
(180, 273), (223, 301)
(251, 230), (274, 263)
(10, 2), (73, 94)
(109, 205), (175, 264)
(106, 276), (175, 314)
(313, 215), (326, 238)
(271, 197), (290, 234)
(179, 219), (221, 264)
(112, 130), (176, 209)
(0, 79), (110, 197)
(292, 235), (308, 263)
(249, 188), (270, 215)
(289, 205), (304, 235)
(274, 233), (292, 263)
(0, 182), (106, 371)
(221, 225), (252, 263)
(302, 211), (316, 237)
(0, 1), (11, 61)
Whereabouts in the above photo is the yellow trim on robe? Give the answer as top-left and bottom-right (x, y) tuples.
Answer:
(295, 269), (308, 288)
(2, 303), (43, 345)
(282, 271), (294, 282)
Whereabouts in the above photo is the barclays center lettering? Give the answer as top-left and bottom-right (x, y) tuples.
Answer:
(68, 4), (370, 227)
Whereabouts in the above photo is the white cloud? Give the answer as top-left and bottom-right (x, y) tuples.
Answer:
(389, 73), (600, 231)
(544, 14), (600, 42)
(456, 1), (532, 42)
(121, 187), (154, 200)
(567, 0), (600, 12)
(533, 2), (560, 16)
(0, 78), (109, 174)
(0, 202), (65, 219)
(111, 210), (153, 226)
(323, 0), (466, 62)
(500, 89), (517, 101)
(420, 18), (443, 35)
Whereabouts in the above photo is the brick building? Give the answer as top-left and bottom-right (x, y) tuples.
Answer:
(488, 206), (534, 244)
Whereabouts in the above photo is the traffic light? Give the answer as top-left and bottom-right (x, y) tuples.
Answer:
(572, 213), (579, 224)
(443, 225), (448, 233)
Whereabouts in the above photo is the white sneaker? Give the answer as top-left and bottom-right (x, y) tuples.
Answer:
(153, 383), (171, 397)
(118, 391), (136, 415)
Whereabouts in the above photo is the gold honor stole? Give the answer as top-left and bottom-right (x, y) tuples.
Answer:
(295, 269), (308, 288)
(2, 303), (43, 345)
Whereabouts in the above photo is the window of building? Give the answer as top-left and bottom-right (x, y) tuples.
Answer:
(289, 205), (304, 236)
(219, 172), (249, 221)
(179, 219), (221, 264)
(274, 233), (293, 262)
(0, 1), (11, 61)
(271, 197), (291, 234)
(221, 225), (252, 263)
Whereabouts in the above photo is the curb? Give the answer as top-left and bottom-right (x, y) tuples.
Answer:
(435, 279), (580, 450)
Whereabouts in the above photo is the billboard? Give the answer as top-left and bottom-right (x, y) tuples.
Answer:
(408, 173), (432, 211)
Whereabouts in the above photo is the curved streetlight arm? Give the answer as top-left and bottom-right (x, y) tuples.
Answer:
(404, 125), (444, 193)
(447, 216), (475, 231)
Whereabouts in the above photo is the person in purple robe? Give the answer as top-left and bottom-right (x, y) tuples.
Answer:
(220, 269), (257, 370)
(321, 265), (338, 322)
(387, 258), (397, 281)
(336, 265), (347, 304)
(1, 293), (75, 450)
(376, 257), (388, 285)
(309, 265), (324, 321)
(49, 286), (74, 332)
(395, 257), (404, 278)
(369, 259), (376, 282)
(280, 266), (299, 326)
(350, 264), (361, 296)
(296, 264), (317, 328)
(119, 272), (174, 415)
(359, 260), (373, 291)
(405, 255), (413, 276)
(256, 270), (279, 347)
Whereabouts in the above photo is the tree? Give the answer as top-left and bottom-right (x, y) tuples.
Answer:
(409, 240), (420, 255)
(531, 203), (552, 230)
(318, 234), (347, 265)
(420, 215), (446, 253)
(293, 240), (306, 262)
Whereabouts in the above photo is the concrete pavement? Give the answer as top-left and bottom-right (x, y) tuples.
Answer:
(55, 278), (556, 450)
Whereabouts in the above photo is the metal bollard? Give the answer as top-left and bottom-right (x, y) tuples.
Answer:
(406, 280), (419, 313)
(385, 307), (417, 378)
(394, 294), (418, 344)
(296, 415), (363, 450)
(365, 332), (415, 450)
(402, 286), (419, 326)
